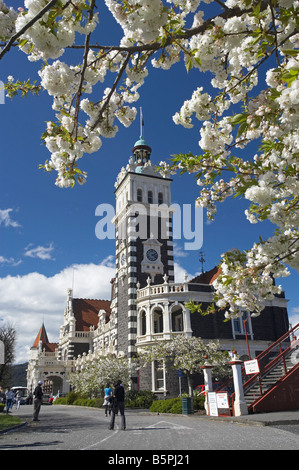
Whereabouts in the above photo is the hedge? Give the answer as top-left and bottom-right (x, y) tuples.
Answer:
(53, 391), (205, 413)
(149, 395), (205, 414)
(53, 390), (156, 409)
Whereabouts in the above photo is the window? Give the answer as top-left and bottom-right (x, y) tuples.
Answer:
(232, 311), (253, 338)
(137, 188), (143, 202)
(153, 308), (163, 333)
(148, 190), (153, 204)
(158, 192), (163, 204)
(140, 310), (146, 336)
(171, 307), (184, 332)
(154, 361), (164, 391)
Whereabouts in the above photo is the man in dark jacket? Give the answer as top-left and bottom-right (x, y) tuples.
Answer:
(109, 380), (126, 430)
(33, 380), (43, 422)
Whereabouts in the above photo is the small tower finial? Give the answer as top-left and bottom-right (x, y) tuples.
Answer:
(199, 250), (205, 274)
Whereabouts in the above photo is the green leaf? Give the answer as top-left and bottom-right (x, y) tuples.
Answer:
(281, 49), (299, 57)
(230, 113), (247, 126)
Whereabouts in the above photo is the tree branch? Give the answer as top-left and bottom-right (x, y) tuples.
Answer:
(0, 0), (60, 61)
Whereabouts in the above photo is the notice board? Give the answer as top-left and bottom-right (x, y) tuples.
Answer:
(208, 392), (230, 417)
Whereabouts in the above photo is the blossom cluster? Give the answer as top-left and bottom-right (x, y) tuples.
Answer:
(0, 0), (298, 318)
(69, 352), (135, 395)
(0, 0), (17, 40)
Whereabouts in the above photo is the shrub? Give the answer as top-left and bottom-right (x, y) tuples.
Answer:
(66, 391), (82, 405)
(194, 394), (205, 410)
(126, 390), (156, 409)
(0, 403), (4, 413)
(149, 394), (205, 414)
(150, 397), (182, 414)
(53, 397), (68, 405)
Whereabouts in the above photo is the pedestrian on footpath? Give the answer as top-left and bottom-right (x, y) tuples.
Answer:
(5, 388), (14, 414)
(109, 380), (126, 431)
(33, 380), (43, 422)
(103, 383), (113, 417)
(16, 390), (21, 410)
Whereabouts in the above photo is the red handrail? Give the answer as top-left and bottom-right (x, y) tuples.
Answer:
(214, 322), (299, 412)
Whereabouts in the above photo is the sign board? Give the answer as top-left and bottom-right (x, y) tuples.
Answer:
(208, 391), (230, 417)
(207, 392), (218, 416)
(216, 392), (230, 416)
(244, 358), (260, 375)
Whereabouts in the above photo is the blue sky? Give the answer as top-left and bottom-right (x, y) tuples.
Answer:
(0, 2), (298, 363)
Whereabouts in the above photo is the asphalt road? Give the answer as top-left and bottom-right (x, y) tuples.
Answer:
(1, 404), (299, 453)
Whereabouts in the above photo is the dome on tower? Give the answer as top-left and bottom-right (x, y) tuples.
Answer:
(132, 136), (152, 154)
(132, 135), (152, 172)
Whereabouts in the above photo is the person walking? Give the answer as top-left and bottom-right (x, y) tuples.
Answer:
(5, 388), (14, 414)
(33, 380), (43, 422)
(103, 383), (113, 417)
(109, 380), (126, 431)
(15, 390), (21, 410)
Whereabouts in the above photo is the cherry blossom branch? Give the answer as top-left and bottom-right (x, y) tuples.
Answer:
(90, 52), (131, 131)
(0, 0), (60, 60)
(72, 0), (96, 140)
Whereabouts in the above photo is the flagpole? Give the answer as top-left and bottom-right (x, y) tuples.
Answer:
(140, 107), (144, 138)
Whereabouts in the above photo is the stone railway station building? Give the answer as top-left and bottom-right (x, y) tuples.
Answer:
(27, 135), (290, 398)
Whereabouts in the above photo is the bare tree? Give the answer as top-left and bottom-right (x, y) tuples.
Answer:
(0, 323), (16, 387)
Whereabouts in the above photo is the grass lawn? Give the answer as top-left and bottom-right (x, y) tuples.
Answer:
(0, 413), (23, 432)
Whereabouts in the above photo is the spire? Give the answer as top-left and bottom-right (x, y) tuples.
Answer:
(32, 322), (49, 348)
(132, 108), (152, 169)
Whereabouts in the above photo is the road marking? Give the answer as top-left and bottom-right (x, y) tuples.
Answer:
(145, 420), (192, 430)
(80, 424), (119, 450)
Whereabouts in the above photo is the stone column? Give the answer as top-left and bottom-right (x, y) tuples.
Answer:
(229, 350), (248, 416)
(200, 355), (214, 415)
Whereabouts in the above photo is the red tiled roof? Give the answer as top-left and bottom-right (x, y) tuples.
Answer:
(32, 323), (49, 348)
(72, 298), (111, 331)
(189, 266), (222, 285)
(32, 323), (58, 351)
(43, 342), (58, 353)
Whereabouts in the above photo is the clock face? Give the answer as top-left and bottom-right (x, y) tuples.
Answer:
(146, 249), (158, 261)
(120, 253), (126, 265)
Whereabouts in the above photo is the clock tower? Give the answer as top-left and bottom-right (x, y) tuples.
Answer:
(113, 133), (174, 358)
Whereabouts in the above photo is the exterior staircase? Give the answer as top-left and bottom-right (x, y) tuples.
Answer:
(244, 353), (297, 408)
(215, 323), (299, 415)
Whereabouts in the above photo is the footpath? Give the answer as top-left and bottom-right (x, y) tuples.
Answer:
(190, 408), (299, 426)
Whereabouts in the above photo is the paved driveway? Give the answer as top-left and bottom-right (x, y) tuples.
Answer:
(1, 404), (299, 452)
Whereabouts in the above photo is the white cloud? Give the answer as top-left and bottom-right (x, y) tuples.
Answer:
(289, 307), (299, 329)
(0, 255), (22, 266)
(174, 262), (196, 282)
(172, 242), (189, 258)
(0, 258), (197, 364)
(0, 261), (115, 364)
(24, 243), (55, 260)
(0, 208), (21, 228)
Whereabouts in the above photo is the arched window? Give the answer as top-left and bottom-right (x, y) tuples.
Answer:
(153, 308), (163, 333)
(140, 310), (146, 336)
(158, 192), (163, 204)
(137, 188), (143, 202)
(171, 306), (184, 332)
(148, 190), (153, 204)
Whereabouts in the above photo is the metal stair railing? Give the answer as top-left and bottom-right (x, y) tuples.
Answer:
(214, 322), (299, 414)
